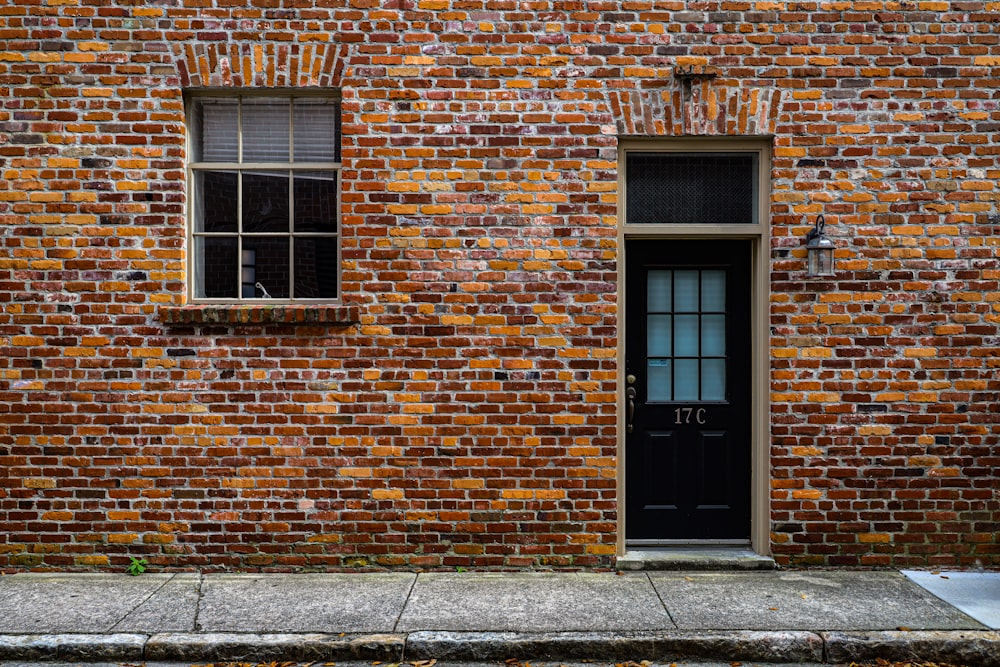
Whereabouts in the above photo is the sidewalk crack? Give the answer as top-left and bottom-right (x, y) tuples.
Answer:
(109, 573), (177, 632)
(192, 571), (205, 631)
(394, 571), (419, 654)
(646, 572), (678, 629)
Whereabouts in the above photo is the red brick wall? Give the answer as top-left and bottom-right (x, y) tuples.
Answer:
(0, 1), (997, 571)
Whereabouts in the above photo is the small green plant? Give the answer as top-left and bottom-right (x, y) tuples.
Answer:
(125, 557), (148, 576)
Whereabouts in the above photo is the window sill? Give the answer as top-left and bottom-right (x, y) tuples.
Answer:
(157, 304), (360, 327)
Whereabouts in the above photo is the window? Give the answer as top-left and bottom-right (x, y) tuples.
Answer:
(626, 152), (758, 225)
(188, 94), (341, 301)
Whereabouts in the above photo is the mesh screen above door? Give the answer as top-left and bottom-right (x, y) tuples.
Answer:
(626, 152), (757, 225)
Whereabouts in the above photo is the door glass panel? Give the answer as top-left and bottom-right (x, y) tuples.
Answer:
(648, 315), (672, 357)
(674, 315), (699, 356)
(674, 271), (699, 312)
(647, 270), (672, 311)
(647, 360), (672, 401)
(701, 359), (726, 401)
(701, 270), (726, 311)
(674, 359), (699, 400)
(701, 315), (725, 356)
(645, 267), (730, 402)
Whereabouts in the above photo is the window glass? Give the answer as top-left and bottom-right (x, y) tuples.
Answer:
(195, 171), (238, 233)
(294, 99), (340, 162)
(189, 94), (340, 301)
(294, 172), (338, 233)
(194, 237), (238, 299)
(242, 171), (290, 233)
(242, 99), (290, 163)
(627, 152), (757, 224)
(645, 268), (729, 402)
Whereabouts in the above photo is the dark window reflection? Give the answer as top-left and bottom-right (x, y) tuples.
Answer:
(244, 236), (290, 299)
(197, 237), (238, 298)
(294, 172), (337, 233)
(243, 172), (290, 233)
(295, 237), (339, 298)
(197, 171), (238, 233)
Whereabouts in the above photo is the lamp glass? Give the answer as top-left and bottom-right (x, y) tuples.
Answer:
(807, 243), (834, 277)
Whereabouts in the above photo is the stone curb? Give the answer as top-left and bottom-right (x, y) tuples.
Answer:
(145, 632), (405, 662)
(403, 630), (824, 662)
(0, 634), (145, 662)
(823, 630), (1000, 667)
(0, 630), (996, 665)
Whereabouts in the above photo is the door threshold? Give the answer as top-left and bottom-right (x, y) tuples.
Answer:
(616, 546), (775, 571)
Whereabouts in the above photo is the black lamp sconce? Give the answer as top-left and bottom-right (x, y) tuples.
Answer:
(806, 215), (835, 277)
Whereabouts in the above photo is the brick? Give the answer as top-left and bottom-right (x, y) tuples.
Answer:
(0, 0), (996, 575)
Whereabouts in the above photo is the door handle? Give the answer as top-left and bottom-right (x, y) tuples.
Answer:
(626, 386), (636, 433)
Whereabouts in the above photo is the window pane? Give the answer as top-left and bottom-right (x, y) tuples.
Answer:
(702, 359), (726, 401)
(674, 314), (699, 356)
(195, 171), (238, 233)
(701, 270), (726, 311)
(241, 248), (257, 298)
(647, 270), (671, 311)
(294, 99), (340, 162)
(243, 171), (290, 233)
(195, 236), (238, 299)
(244, 237), (290, 299)
(647, 359), (672, 402)
(647, 315), (672, 357)
(295, 237), (339, 298)
(674, 270), (698, 312)
(626, 152), (757, 224)
(294, 171), (337, 233)
(674, 359), (699, 400)
(193, 98), (238, 163)
(701, 315), (725, 356)
(243, 99), (290, 163)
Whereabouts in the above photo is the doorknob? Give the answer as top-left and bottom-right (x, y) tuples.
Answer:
(626, 386), (636, 433)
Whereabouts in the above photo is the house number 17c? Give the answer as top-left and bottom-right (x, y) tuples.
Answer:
(674, 407), (706, 425)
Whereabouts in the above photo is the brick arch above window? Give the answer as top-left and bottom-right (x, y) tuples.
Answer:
(610, 84), (785, 137)
(172, 42), (349, 89)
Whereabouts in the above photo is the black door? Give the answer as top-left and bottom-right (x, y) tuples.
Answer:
(625, 239), (752, 541)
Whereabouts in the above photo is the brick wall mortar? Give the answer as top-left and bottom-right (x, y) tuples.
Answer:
(0, 1), (997, 570)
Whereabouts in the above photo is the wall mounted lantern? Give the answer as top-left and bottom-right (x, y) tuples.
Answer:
(806, 214), (835, 277)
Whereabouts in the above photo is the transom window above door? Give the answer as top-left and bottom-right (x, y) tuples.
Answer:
(626, 152), (759, 225)
(187, 94), (341, 301)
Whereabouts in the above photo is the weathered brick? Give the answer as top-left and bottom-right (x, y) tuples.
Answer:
(0, 0), (996, 574)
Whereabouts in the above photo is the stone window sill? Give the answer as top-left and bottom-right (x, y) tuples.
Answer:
(157, 304), (361, 327)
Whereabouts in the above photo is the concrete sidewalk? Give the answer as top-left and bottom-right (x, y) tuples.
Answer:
(0, 570), (997, 666)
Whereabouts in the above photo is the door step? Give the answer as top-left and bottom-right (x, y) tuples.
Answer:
(616, 547), (776, 571)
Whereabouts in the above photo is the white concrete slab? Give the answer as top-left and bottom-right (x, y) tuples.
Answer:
(902, 569), (1000, 629)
